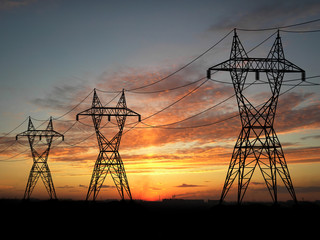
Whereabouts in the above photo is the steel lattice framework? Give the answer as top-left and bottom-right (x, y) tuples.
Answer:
(77, 89), (140, 201)
(16, 117), (64, 200)
(207, 30), (305, 204)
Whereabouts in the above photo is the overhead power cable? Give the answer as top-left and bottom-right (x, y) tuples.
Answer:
(27, 29), (277, 128)
(280, 29), (320, 33)
(79, 30), (292, 129)
(141, 77), (208, 121)
(140, 79), (257, 129)
(136, 27), (316, 130)
(124, 29), (234, 92)
(0, 117), (28, 140)
(209, 75), (320, 86)
(237, 18), (320, 32)
(0, 140), (17, 154)
(24, 89), (94, 123)
(1, 21), (320, 154)
(127, 77), (205, 94)
(53, 89), (94, 120)
(120, 31), (280, 123)
(141, 31), (279, 126)
(138, 80), (305, 130)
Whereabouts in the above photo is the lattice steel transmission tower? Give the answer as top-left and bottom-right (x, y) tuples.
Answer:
(77, 89), (140, 201)
(16, 117), (64, 200)
(207, 30), (305, 204)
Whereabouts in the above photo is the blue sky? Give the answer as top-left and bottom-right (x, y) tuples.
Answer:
(0, 1), (319, 124)
(0, 0), (320, 147)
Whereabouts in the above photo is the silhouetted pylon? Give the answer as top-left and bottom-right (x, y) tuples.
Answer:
(16, 117), (64, 200)
(76, 89), (141, 201)
(207, 30), (305, 204)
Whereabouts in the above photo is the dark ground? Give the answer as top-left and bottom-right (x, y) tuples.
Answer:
(1, 199), (318, 235)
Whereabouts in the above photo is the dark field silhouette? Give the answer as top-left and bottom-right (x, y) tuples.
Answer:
(1, 198), (318, 236)
(1, 198), (319, 218)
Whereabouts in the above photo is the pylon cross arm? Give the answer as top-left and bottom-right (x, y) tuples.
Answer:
(16, 130), (64, 141)
(207, 58), (305, 79)
(76, 107), (141, 121)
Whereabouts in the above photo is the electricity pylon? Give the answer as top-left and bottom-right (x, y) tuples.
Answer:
(77, 89), (140, 201)
(16, 117), (64, 200)
(207, 30), (305, 204)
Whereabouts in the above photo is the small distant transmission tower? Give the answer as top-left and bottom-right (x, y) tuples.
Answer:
(207, 30), (305, 204)
(77, 89), (141, 201)
(16, 117), (64, 200)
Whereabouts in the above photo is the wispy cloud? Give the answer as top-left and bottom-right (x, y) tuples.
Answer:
(31, 82), (91, 112)
(208, 0), (320, 31)
(0, 0), (37, 10)
(175, 183), (205, 188)
(301, 135), (320, 140)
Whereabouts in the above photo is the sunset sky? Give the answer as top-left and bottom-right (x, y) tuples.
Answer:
(0, 0), (320, 202)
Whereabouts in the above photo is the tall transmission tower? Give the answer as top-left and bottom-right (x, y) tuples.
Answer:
(16, 117), (64, 200)
(207, 30), (305, 204)
(77, 89), (141, 201)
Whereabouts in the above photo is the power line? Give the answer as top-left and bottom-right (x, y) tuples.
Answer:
(0, 30), (233, 131)
(139, 31), (283, 127)
(46, 76), (210, 146)
(237, 18), (320, 32)
(209, 75), (320, 86)
(62, 117), (112, 147)
(0, 117), (28, 140)
(0, 143), (32, 162)
(54, 89), (94, 120)
(166, 29), (316, 129)
(280, 29), (320, 33)
(0, 140), (17, 154)
(142, 77), (208, 121)
(0, 30), (277, 136)
(139, 80), (257, 129)
(1, 22), (319, 155)
(126, 77), (205, 94)
(124, 29), (234, 92)
(246, 31), (278, 53)
(0, 76), (313, 159)
(137, 79), (305, 130)
(140, 114), (238, 130)
(22, 89), (94, 123)
(0, 116), (52, 152)
(95, 88), (122, 94)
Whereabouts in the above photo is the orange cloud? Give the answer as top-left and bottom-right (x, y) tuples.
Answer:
(24, 70), (320, 174)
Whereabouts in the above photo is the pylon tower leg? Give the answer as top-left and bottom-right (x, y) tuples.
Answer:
(86, 153), (107, 200)
(24, 163), (41, 199)
(272, 134), (297, 201)
(110, 153), (132, 199)
(220, 125), (297, 203)
(24, 151), (57, 200)
(86, 136), (133, 200)
(39, 162), (57, 199)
